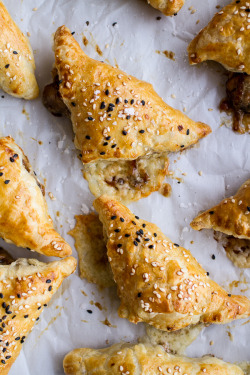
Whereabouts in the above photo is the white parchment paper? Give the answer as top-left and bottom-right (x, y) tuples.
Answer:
(0, 0), (249, 374)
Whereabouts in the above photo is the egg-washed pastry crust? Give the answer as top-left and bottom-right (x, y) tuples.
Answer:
(147, 0), (185, 16)
(43, 26), (211, 203)
(93, 195), (250, 331)
(0, 256), (76, 375)
(0, 1), (39, 99)
(0, 136), (72, 257)
(63, 342), (244, 375)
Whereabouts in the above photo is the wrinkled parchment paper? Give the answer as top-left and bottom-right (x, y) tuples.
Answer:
(0, 0), (249, 374)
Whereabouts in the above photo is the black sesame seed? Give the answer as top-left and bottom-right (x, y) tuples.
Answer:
(247, 206), (250, 212)
(139, 229), (144, 235)
(4, 180), (10, 184)
(24, 315), (28, 318)
(13, 51), (18, 54)
(38, 306), (41, 310)
(174, 243), (179, 247)
(141, 100), (145, 106)
(120, 217), (124, 222)
(228, 294), (231, 297)
(149, 245), (154, 249)
(111, 144), (117, 148)
(135, 238), (141, 243)
(134, 241), (138, 246)
(137, 292), (142, 297)
(107, 105), (114, 113)
(132, 221), (136, 225)
(174, 12), (177, 15)
(87, 309), (92, 314)
(88, 116), (94, 121)
(116, 98), (120, 104)
(142, 223), (146, 228)
(114, 229), (120, 233)
(139, 129), (145, 134)
(209, 211), (214, 214)
(0, 294), (3, 298)
(125, 234), (130, 237)
(103, 142), (108, 146)
(1, 360), (5, 364)
(180, 145), (185, 148)
(71, 31), (75, 35)
(2, 302), (6, 308)
(106, 136), (111, 140)
(0, 328), (2, 332)
(5, 64), (9, 69)
(154, 233), (157, 237)
(48, 286), (52, 291)
(124, 99), (128, 103)
(86, 21), (89, 25)
(236, 0), (240, 3)
(2, 315), (6, 320)
(15, 337), (20, 341)
(85, 135), (91, 140)
(46, 279), (51, 283)
(122, 130), (127, 135)
(6, 356), (11, 360)
(44, 304), (47, 307)
(206, 272), (209, 276)
(100, 102), (106, 109)
(111, 215), (117, 220)
(211, 254), (216, 260)
(112, 22), (117, 26)
(246, 8), (250, 12)
(2, 346), (6, 351)
(126, 115), (131, 120)
(156, 16), (161, 20)
(6, 311), (12, 315)
(71, 102), (76, 106)
(117, 244), (122, 248)
(186, 129), (190, 135)
(105, 89), (109, 95)
(100, 151), (105, 155)
(12, 315), (16, 319)
(0, 173), (3, 177)
(135, 216), (139, 219)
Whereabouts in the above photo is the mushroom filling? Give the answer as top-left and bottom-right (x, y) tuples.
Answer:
(220, 73), (250, 133)
(42, 75), (70, 118)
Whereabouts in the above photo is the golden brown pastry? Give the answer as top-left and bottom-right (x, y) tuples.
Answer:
(43, 26), (211, 203)
(93, 195), (250, 331)
(69, 213), (115, 288)
(0, 1), (39, 99)
(63, 342), (244, 375)
(147, 0), (185, 16)
(0, 256), (76, 375)
(0, 136), (72, 257)
(188, 0), (250, 134)
(191, 179), (250, 267)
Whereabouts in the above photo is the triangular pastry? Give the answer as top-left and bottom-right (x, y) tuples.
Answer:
(0, 1), (39, 99)
(93, 195), (250, 331)
(0, 256), (76, 375)
(0, 136), (72, 257)
(191, 179), (250, 267)
(43, 26), (211, 203)
(188, 0), (250, 74)
(147, 0), (185, 16)
(63, 342), (244, 375)
(188, 0), (250, 134)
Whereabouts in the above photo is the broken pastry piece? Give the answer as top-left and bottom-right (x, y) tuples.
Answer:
(147, 0), (185, 16)
(0, 256), (76, 375)
(63, 342), (244, 375)
(92, 195), (250, 331)
(188, 0), (250, 133)
(0, 136), (72, 257)
(0, 1), (39, 99)
(43, 25), (211, 204)
(69, 213), (115, 288)
(191, 179), (250, 268)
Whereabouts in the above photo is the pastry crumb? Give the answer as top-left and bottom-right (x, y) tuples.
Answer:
(198, 171), (203, 176)
(48, 192), (56, 201)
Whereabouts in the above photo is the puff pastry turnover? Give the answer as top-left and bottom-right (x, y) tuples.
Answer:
(191, 179), (250, 267)
(93, 195), (250, 331)
(188, 0), (250, 133)
(0, 136), (72, 257)
(63, 342), (244, 375)
(43, 26), (211, 203)
(147, 0), (185, 16)
(0, 1), (39, 99)
(0, 256), (76, 375)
